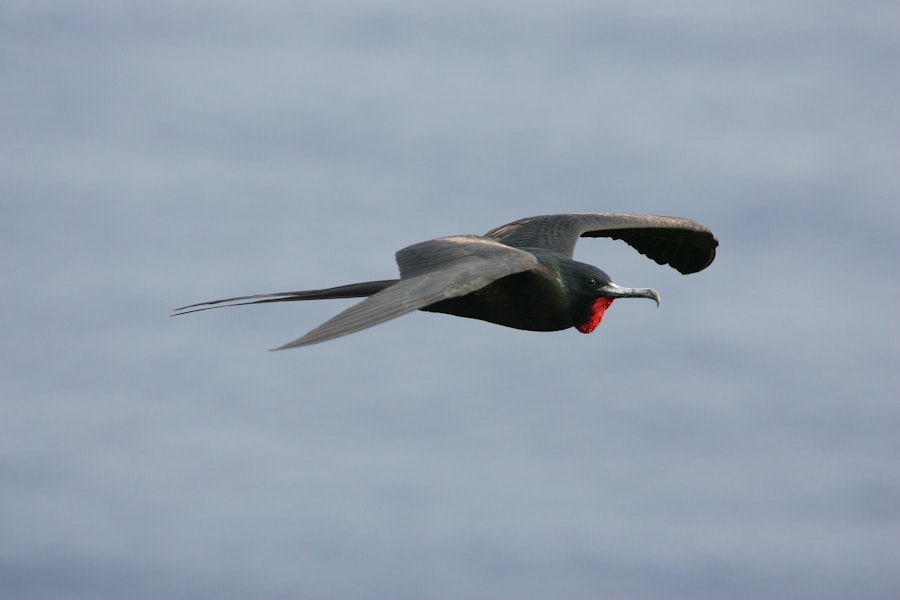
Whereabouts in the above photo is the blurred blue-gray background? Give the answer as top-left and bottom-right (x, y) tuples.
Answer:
(2, 2), (897, 599)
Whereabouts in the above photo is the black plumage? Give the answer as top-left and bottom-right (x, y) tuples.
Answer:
(173, 213), (718, 349)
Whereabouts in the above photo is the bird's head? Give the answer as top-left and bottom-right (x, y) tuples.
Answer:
(561, 261), (660, 334)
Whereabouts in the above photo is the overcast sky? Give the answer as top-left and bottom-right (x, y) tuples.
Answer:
(2, 1), (898, 599)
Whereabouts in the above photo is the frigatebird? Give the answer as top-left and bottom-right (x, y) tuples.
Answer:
(173, 213), (717, 349)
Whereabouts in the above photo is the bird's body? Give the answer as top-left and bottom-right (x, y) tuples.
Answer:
(425, 266), (571, 332)
(422, 251), (623, 333)
(173, 213), (718, 349)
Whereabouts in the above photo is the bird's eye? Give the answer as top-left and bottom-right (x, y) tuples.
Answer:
(585, 277), (597, 287)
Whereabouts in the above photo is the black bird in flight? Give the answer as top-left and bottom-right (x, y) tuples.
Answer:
(173, 213), (718, 349)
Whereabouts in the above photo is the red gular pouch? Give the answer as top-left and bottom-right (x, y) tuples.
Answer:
(576, 297), (615, 333)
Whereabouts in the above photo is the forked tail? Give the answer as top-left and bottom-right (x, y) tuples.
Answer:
(170, 279), (399, 316)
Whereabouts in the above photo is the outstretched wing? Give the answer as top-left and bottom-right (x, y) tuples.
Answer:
(486, 213), (718, 274)
(274, 236), (538, 349)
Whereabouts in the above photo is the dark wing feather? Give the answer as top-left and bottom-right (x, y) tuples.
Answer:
(486, 213), (718, 274)
(274, 236), (538, 349)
